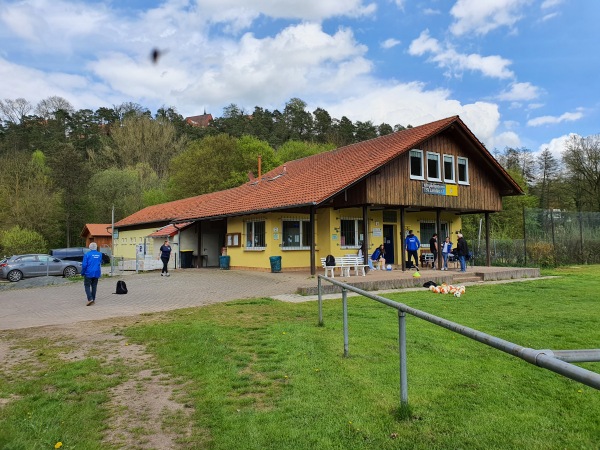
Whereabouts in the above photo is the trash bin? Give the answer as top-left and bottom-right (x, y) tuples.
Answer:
(181, 250), (193, 268)
(269, 256), (282, 273)
(219, 255), (230, 270)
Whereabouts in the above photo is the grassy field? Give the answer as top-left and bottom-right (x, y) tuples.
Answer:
(1, 266), (599, 449)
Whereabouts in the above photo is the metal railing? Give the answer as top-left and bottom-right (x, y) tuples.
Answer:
(317, 276), (600, 409)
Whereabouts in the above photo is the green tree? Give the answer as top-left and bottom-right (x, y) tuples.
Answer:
(0, 225), (48, 255)
(562, 134), (600, 211)
(87, 168), (144, 223)
(277, 140), (334, 163)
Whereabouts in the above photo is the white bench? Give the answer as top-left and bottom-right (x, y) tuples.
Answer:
(320, 256), (368, 277)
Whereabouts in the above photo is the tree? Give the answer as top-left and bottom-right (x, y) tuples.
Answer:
(87, 168), (144, 222)
(0, 98), (32, 124)
(35, 96), (74, 120)
(277, 140), (334, 163)
(562, 134), (600, 211)
(378, 123), (394, 136)
(107, 115), (187, 179)
(330, 116), (355, 147)
(312, 107), (333, 143)
(535, 148), (561, 210)
(354, 121), (378, 142)
(0, 225), (48, 255)
(283, 98), (313, 141)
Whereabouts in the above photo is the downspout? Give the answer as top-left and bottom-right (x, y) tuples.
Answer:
(172, 223), (181, 269)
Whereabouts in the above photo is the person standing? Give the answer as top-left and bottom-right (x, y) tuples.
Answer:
(405, 230), (420, 269)
(159, 240), (172, 277)
(371, 244), (386, 270)
(441, 236), (453, 271)
(429, 233), (438, 269)
(81, 242), (102, 306)
(456, 233), (469, 272)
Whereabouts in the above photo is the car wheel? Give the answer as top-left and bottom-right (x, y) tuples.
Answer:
(63, 266), (77, 278)
(7, 270), (23, 282)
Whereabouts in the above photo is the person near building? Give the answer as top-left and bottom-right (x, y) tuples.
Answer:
(158, 240), (172, 277)
(81, 242), (103, 306)
(429, 233), (438, 269)
(405, 230), (421, 269)
(456, 233), (469, 272)
(441, 236), (453, 271)
(371, 244), (386, 270)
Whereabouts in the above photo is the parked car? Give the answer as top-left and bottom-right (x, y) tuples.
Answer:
(50, 247), (110, 264)
(0, 254), (82, 282)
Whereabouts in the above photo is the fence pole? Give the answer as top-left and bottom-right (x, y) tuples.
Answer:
(318, 277), (323, 326)
(398, 310), (408, 406)
(342, 288), (349, 357)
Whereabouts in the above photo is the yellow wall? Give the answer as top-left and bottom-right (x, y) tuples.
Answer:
(113, 227), (157, 259)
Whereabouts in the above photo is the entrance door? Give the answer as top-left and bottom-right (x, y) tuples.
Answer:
(383, 224), (395, 264)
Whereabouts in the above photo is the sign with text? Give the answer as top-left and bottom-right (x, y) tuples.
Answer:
(422, 183), (458, 197)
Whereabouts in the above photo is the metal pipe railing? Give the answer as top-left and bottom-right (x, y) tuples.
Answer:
(317, 275), (600, 409)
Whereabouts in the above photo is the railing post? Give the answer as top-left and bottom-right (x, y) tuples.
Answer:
(343, 287), (349, 357)
(318, 276), (323, 326)
(398, 310), (408, 407)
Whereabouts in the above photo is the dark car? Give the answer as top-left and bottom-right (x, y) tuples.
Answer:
(50, 247), (110, 264)
(0, 254), (82, 282)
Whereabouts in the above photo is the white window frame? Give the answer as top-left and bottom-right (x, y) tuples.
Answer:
(426, 152), (442, 182)
(281, 219), (311, 250)
(443, 154), (455, 183)
(245, 220), (266, 250)
(457, 157), (470, 185)
(340, 218), (364, 249)
(409, 149), (424, 180)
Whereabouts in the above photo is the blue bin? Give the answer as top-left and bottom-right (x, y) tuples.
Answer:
(219, 255), (230, 270)
(269, 256), (282, 273)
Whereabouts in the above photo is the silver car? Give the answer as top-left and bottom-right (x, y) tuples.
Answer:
(0, 254), (82, 282)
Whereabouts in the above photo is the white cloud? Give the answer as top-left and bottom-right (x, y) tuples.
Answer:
(537, 133), (576, 160)
(380, 38), (401, 49)
(497, 82), (542, 101)
(489, 131), (521, 150)
(449, 0), (533, 36)
(541, 0), (563, 9)
(527, 110), (584, 127)
(409, 30), (514, 79)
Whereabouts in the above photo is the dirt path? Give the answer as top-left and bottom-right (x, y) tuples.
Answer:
(0, 314), (195, 449)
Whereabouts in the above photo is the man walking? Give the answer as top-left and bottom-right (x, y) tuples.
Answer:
(81, 242), (102, 306)
(429, 233), (438, 269)
(159, 240), (172, 277)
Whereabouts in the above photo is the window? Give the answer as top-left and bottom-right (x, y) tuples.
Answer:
(458, 157), (469, 185)
(443, 154), (455, 183)
(340, 218), (364, 248)
(245, 220), (265, 249)
(427, 152), (441, 182)
(226, 233), (241, 247)
(282, 219), (311, 249)
(409, 149), (424, 180)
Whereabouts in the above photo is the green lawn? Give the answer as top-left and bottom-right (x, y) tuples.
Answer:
(1, 266), (599, 449)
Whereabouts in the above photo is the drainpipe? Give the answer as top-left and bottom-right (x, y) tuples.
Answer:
(172, 223), (181, 269)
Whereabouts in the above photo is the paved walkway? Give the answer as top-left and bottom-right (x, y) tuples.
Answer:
(0, 266), (544, 331)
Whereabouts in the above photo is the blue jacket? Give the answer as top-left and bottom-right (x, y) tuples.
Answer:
(405, 234), (421, 252)
(371, 248), (384, 261)
(81, 250), (102, 278)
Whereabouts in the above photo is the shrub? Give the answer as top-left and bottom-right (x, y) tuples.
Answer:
(0, 226), (48, 256)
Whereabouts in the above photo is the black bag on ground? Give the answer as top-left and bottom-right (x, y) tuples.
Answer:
(325, 254), (336, 266)
(115, 280), (128, 294)
(423, 281), (437, 288)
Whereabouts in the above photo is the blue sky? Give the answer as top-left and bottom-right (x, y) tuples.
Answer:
(1, 0), (598, 159)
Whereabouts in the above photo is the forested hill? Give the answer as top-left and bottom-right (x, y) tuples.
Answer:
(0, 96), (596, 252)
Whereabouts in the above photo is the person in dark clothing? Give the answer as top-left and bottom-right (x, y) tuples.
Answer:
(429, 233), (438, 269)
(81, 242), (103, 306)
(405, 230), (420, 269)
(371, 244), (386, 270)
(456, 233), (469, 272)
(159, 240), (172, 277)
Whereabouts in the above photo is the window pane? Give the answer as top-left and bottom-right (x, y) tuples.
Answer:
(341, 219), (356, 246)
(427, 153), (440, 179)
(444, 155), (454, 181)
(283, 221), (300, 247)
(458, 157), (469, 183)
(254, 221), (265, 247)
(410, 150), (423, 177)
(419, 223), (436, 248)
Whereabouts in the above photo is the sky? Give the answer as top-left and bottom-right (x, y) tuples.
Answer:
(1, 0), (598, 160)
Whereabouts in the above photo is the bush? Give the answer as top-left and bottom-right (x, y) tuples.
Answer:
(0, 226), (48, 256)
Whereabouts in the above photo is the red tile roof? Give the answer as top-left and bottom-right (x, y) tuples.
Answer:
(81, 224), (112, 237)
(116, 116), (521, 228)
(147, 223), (192, 238)
(185, 114), (213, 127)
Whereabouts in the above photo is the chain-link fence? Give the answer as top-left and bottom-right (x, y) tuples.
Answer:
(469, 208), (600, 268)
